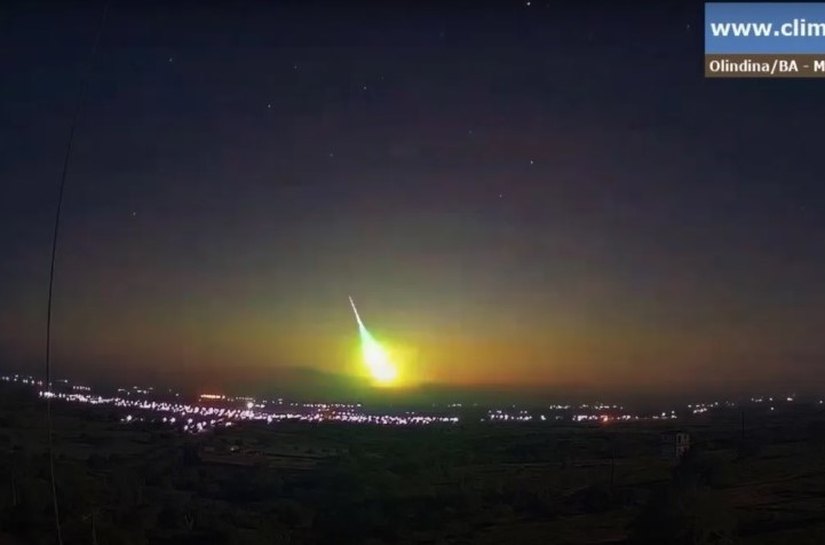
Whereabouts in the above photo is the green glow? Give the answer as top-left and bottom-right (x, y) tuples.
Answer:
(349, 297), (398, 385)
(357, 323), (398, 385)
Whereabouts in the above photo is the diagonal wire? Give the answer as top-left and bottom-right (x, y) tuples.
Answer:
(45, 3), (109, 544)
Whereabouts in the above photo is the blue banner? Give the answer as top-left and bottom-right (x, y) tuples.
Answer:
(706, 3), (825, 53)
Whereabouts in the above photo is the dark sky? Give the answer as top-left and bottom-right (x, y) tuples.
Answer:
(2, 1), (825, 400)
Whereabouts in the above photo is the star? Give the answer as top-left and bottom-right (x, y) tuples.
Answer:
(131, 211), (137, 217)
(267, 103), (272, 109)
(498, 193), (503, 199)
(362, 84), (368, 91)
(529, 159), (534, 165)
(168, 57), (174, 63)
(328, 152), (334, 158)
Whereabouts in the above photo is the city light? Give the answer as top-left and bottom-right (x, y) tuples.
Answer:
(1, 373), (815, 435)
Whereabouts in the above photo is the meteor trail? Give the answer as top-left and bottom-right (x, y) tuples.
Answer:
(348, 297), (398, 385)
(348, 295), (364, 328)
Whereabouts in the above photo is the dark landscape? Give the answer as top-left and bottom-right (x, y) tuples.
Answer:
(3, 377), (825, 545)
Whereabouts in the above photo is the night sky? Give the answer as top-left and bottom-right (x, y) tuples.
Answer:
(2, 1), (825, 400)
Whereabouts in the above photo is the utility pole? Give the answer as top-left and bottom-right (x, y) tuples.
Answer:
(609, 436), (616, 491)
(10, 471), (17, 506)
(741, 408), (746, 444)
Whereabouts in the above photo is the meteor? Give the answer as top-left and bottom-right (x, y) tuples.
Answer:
(348, 297), (398, 386)
(348, 296), (363, 328)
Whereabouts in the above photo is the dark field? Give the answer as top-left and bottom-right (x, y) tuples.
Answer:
(2, 384), (825, 545)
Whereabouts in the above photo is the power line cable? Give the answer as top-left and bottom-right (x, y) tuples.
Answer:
(45, 4), (109, 544)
